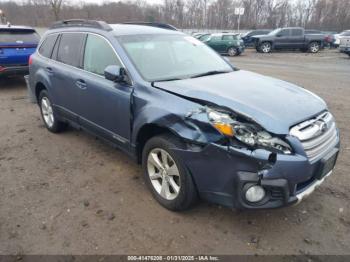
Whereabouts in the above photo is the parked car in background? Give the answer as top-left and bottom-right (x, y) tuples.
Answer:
(241, 29), (271, 47)
(28, 20), (339, 211)
(203, 33), (245, 56)
(323, 31), (338, 48)
(0, 24), (39, 77)
(197, 33), (211, 42)
(339, 36), (350, 57)
(334, 30), (350, 47)
(253, 27), (325, 53)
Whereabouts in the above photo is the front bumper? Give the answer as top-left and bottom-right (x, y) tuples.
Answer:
(174, 137), (340, 209)
(0, 65), (29, 77)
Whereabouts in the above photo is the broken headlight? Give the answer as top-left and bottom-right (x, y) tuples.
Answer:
(207, 109), (292, 154)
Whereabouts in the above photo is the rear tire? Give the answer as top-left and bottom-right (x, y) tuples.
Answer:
(142, 134), (198, 211)
(308, 42), (320, 53)
(227, 47), (238, 57)
(39, 90), (66, 133)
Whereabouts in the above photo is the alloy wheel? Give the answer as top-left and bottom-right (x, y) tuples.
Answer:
(228, 47), (237, 56)
(310, 43), (319, 53)
(261, 43), (271, 53)
(147, 148), (181, 200)
(41, 97), (54, 128)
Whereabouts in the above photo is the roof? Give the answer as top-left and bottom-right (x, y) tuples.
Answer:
(110, 24), (183, 36)
(47, 20), (182, 36)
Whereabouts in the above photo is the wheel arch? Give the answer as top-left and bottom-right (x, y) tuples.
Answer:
(35, 82), (47, 103)
(135, 124), (181, 164)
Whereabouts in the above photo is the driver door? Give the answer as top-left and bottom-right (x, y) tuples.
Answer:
(77, 33), (133, 148)
(274, 29), (291, 49)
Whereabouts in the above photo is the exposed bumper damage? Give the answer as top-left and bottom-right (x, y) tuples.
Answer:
(167, 106), (340, 209)
(173, 140), (339, 209)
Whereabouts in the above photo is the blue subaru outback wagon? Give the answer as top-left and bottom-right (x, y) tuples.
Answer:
(28, 20), (340, 211)
(0, 24), (39, 76)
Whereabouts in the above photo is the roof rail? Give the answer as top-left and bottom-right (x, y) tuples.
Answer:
(122, 22), (178, 31)
(50, 19), (113, 31)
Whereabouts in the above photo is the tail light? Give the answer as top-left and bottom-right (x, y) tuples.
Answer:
(28, 55), (33, 66)
(0, 66), (5, 72)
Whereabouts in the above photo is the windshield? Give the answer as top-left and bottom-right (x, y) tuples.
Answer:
(268, 28), (281, 35)
(0, 31), (39, 43)
(118, 34), (233, 82)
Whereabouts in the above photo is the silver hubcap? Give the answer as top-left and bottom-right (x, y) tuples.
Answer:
(228, 48), (237, 56)
(147, 148), (181, 200)
(310, 43), (319, 53)
(262, 43), (271, 53)
(41, 97), (54, 128)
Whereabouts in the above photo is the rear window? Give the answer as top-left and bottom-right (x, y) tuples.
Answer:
(0, 30), (39, 43)
(39, 34), (59, 58)
(57, 33), (86, 68)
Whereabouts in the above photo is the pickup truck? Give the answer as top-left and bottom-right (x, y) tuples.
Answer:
(252, 27), (325, 53)
(339, 36), (350, 57)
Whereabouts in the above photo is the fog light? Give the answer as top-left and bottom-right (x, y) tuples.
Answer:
(245, 185), (265, 203)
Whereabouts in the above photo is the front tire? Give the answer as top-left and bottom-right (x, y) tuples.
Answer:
(259, 42), (272, 53)
(308, 42), (320, 53)
(142, 135), (198, 211)
(39, 90), (66, 133)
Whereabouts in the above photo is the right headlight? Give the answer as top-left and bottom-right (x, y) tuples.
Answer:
(207, 108), (292, 154)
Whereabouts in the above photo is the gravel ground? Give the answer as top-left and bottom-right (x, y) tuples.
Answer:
(0, 49), (349, 255)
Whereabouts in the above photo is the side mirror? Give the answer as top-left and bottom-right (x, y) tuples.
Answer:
(104, 65), (127, 83)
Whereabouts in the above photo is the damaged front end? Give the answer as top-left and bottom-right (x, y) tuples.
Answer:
(169, 105), (336, 209)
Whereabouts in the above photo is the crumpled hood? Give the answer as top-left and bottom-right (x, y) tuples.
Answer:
(154, 70), (327, 134)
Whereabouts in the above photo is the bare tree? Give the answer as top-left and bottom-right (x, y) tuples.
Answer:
(0, 0), (349, 31)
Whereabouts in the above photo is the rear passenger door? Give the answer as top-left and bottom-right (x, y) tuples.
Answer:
(221, 35), (235, 51)
(289, 29), (304, 48)
(77, 33), (133, 147)
(50, 32), (86, 122)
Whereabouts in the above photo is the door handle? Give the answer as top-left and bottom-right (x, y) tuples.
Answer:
(76, 79), (87, 90)
(46, 67), (53, 74)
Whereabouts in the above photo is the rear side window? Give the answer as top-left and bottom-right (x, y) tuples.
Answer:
(57, 33), (85, 67)
(291, 29), (303, 36)
(0, 30), (39, 43)
(83, 34), (121, 75)
(222, 35), (234, 40)
(39, 34), (58, 58)
(279, 29), (290, 36)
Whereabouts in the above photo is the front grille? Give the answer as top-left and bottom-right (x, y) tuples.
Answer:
(290, 112), (338, 162)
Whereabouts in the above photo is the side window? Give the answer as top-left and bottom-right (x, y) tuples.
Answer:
(222, 35), (234, 41)
(39, 34), (58, 58)
(83, 34), (121, 76)
(291, 29), (303, 36)
(279, 29), (290, 37)
(57, 33), (85, 67)
(212, 36), (221, 41)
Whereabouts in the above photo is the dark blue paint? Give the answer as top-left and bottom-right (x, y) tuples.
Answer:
(28, 24), (340, 209)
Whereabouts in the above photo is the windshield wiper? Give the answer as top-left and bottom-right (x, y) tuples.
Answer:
(190, 70), (230, 79)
